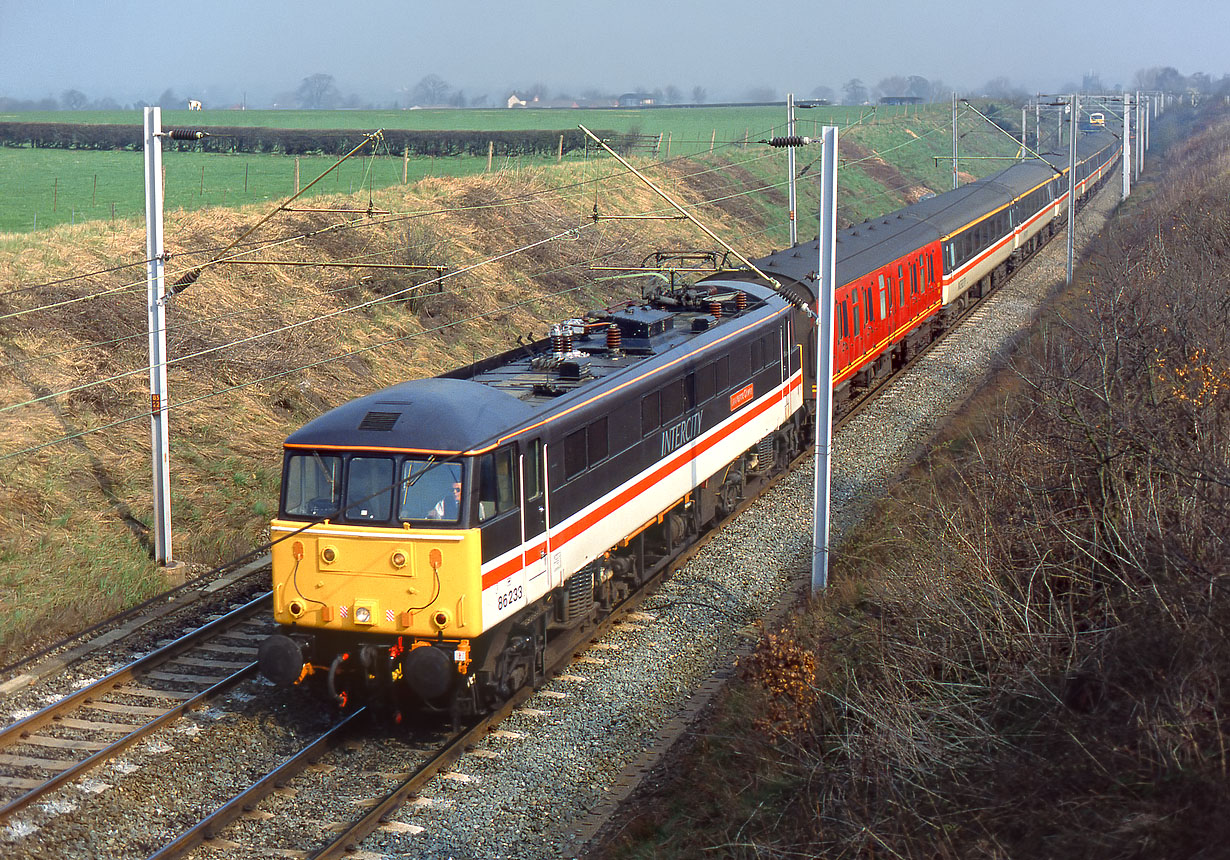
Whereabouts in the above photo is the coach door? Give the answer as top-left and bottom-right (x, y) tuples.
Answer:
(519, 438), (549, 588)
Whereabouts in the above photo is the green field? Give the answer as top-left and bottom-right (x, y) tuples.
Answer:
(0, 102), (991, 235)
(0, 147), (513, 234)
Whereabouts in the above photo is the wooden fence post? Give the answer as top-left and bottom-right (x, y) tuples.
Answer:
(710, 129), (716, 153)
(295, 157), (300, 193)
(487, 141), (494, 172)
(403, 146), (409, 183)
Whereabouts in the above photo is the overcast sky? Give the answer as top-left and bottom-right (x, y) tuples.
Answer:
(2, 0), (1225, 106)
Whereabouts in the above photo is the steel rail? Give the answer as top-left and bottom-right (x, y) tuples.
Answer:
(145, 708), (369, 860)
(0, 592), (271, 749)
(0, 662), (258, 820)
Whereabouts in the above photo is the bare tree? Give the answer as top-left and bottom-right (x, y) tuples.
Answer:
(843, 78), (868, 105)
(810, 85), (835, 104)
(60, 89), (88, 110)
(410, 74), (451, 106)
(874, 75), (910, 101)
(296, 73), (340, 109)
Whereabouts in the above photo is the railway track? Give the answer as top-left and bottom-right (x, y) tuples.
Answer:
(119, 464), (773, 859)
(0, 594), (270, 824)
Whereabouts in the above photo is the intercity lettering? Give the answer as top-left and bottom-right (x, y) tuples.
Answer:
(660, 412), (703, 458)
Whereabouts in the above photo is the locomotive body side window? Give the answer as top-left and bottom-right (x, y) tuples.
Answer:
(284, 454), (341, 518)
(731, 342), (751, 380)
(564, 427), (588, 480)
(641, 392), (660, 436)
(344, 457), (393, 522)
(661, 379), (684, 422)
(696, 363), (716, 403)
(715, 355), (729, 392)
(587, 417), (608, 466)
(751, 338), (764, 371)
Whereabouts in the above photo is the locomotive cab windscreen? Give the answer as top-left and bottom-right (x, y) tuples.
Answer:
(281, 451), (466, 526)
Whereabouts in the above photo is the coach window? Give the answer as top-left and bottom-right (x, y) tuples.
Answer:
(897, 264), (905, 305)
(919, 254), (928, 288)
(927, 254), (935, 286)
(479, 445), (518, 521)
(641, 391), (660, 436)
(863, 286), (874, 323)
(850, 291), (861, 337)
(878, 274), (888, 318)
(838, 301), (849, 340)
(563, 428), (588, 481)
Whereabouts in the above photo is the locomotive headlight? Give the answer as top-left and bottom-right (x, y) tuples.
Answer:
(353, 600), (377, 625)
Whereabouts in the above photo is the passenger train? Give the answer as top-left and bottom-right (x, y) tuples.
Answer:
(256, 128), (1121, 719)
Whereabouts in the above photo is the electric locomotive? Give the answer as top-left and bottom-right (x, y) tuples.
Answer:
(258, 279), (813, 719)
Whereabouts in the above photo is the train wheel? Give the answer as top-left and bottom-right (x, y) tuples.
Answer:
(717, 475), (740, 517)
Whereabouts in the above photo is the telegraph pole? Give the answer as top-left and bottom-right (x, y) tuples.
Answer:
(812, 125), (838, 593)
(951, 92), (959, 189)
(1065, 94), (1078, 284)
(787, 93), (798, 246)
(143, 107), (173, 567)
(1122, 92), (1132, 200)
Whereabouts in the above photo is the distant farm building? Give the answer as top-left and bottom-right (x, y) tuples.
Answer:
(617, 93), (655, 107)
(187, 99), (203, 110)
(507, 94), (528, 108)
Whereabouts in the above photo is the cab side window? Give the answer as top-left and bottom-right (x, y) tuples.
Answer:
(478, 446), (517, 521)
